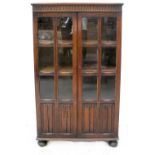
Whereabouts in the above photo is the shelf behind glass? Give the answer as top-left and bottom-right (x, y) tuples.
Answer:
(100, 76), (115, 101)
(101, 17), (117, 41)
(39, 47), (54, 75)
(82, 47), (98, 70)
(58, 66), (72, 76)
(39, 66), (73, 76)
(58, 76), (72, 100)
(58, 47), (72, 75)
(38, 30), (54, 47)
(58, 40), (72, 47)
(40, 76), (54, 99)
(82, 76), (97, 100)
(82, 17), (98, 41)
(101, 67), (116, 76)
(82, 40), (98, 47)
(57, 17), (73, 41)
(39, 66), (54, 76)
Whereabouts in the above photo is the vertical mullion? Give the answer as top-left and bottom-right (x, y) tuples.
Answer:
(96, 17), (102, 133)
(114, 14), (122, 135)
(72, 14), (78, 134)
(53, 17), (59, 131)
(54, 17), (58, 102)
(97, 17), (102, 106)
(78, 15), (83, 134)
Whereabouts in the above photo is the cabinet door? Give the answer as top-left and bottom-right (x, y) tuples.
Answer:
(55, 15), (77, 135)
(34, 13), (77, 137)
(77, 13), (119, 137)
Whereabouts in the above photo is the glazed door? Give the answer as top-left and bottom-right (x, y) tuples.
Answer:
(35, 12), (120, 138)
(36, 13), (77, 137)
(77, 13), (118, 137)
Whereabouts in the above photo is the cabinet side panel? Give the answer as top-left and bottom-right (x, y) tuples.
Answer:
(114, 13), (122, 137)
(33, 13), (41, 135)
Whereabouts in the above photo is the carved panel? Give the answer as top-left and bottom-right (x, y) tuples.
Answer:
(32, 4), (123, 13)
(40, 104), (73, 133)
(81, 103), (114, 133)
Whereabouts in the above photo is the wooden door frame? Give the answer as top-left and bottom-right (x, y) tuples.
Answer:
(77, 12), (121, 138)
(33, 12), (78, 138)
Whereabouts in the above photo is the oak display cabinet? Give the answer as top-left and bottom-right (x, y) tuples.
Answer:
(32, 3), (123, 147)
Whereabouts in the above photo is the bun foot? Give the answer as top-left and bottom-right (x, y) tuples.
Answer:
(108, 140), (118, 147)
(38, 140), (48, 147)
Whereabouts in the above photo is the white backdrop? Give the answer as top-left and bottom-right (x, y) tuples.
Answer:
(0, 0), (155, 154)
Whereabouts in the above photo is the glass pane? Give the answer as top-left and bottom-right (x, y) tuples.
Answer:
(39, 47), (54, 74)
(83, 76), (97, 100)
(57, 17), (72, 42)
(38, 17), (54, 46)
(102, 17), (116, 41)
(83, 48), (98, 69)
(82, 17), (98, 41)
(58, 48), (72, 72)
(58, 76), (72, 99)
(101, 76), (115, 100)
(40, 77), (54, 99)
(101, 48), (116, 68)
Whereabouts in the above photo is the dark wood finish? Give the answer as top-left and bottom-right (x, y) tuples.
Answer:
(38, 140), (48, 147)
(32, 3), (122, 13)
(108, 140), (118, 147)
(32, 3), (123, 146)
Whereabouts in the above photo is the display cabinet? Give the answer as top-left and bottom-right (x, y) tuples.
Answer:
(32, 3), (123, 147)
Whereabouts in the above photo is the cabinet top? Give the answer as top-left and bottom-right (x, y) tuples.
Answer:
(32, 3), (123, 13)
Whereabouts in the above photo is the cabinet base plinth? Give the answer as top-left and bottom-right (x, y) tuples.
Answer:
(37, 137), (118, 147)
